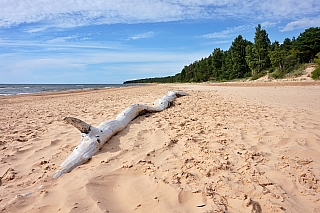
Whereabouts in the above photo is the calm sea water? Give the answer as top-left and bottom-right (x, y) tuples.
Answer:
(0, 84), (140, 96)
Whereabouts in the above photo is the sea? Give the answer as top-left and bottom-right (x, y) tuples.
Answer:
(0, 84), (141, 96)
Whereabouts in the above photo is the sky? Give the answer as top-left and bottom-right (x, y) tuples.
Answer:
(0, 0), (320, 84)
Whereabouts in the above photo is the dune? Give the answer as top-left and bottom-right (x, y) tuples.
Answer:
(0, 83), (319, 212)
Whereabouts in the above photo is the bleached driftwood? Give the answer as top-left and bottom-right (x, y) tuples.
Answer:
(53, 91), (188, 178)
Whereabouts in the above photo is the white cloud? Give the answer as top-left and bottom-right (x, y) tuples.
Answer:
(209, 40), (232, 44)
(259, 0), (320, 18)
(202, 25), (252, 39)
(261, 21), (279, 28)
(23, 26), (51, 33)
(0, 1), (185, 28)
(1, 0), (320, 29)
(281, 17), (320, 32)
(47, 36), (78, 43)
(0, 38), (127, 50)
(128, 31), (156, 40)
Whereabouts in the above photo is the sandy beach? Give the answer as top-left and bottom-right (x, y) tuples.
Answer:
(0, 83), (320, 212)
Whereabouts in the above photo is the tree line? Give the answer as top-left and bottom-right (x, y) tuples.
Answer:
(124, 25), (320, 84)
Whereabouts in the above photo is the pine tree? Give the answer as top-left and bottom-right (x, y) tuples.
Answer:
(245, 43), (258, 75)
(210, 48), (224, 81)
(281, 38), (292, 52)
(269, 41), (286, 70)
(293, 27), (320, 63)
(222, 51), (233, 80)
(246, 24), (271, 75)
(230, 35), (251, 78)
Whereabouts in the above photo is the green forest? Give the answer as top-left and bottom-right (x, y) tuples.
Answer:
(124, 25), (320, 84)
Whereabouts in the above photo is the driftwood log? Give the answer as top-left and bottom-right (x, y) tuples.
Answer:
(53, 91), (188, 178)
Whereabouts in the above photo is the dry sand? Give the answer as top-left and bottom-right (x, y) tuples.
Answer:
(0, 83), (319, 213)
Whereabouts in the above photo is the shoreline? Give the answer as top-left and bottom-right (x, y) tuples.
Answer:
(0, 84), (143, 97)
(0, 84), (146, 100)
(1, 83), (319, 212)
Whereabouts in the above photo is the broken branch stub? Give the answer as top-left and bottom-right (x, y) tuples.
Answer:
(53, 91), (188, 178)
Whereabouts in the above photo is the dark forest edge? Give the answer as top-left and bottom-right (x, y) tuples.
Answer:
(124, 25), (320, 84)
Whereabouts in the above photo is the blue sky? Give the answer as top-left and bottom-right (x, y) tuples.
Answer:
(0, 1), (320, 84)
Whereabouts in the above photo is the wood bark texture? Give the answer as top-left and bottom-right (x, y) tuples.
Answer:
(53, 91), (188, 178)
